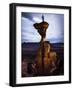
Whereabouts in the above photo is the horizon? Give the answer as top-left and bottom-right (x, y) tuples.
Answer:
(22, 42), (64, 44)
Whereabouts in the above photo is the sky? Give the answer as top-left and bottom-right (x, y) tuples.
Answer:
(21, 12), (64, 43)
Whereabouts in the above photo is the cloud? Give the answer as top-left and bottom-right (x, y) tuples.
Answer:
(21, 17), (41, 43)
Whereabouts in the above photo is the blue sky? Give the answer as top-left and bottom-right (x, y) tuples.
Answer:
(21, 12), (64, 43)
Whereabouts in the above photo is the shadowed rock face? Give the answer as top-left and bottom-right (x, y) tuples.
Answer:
(35, 41), (57, 75)
(33, 22), (49, 38)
